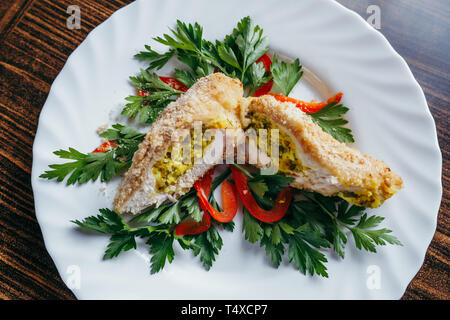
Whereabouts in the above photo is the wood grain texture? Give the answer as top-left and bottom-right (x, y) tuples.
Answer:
(0, 0), (447, 300)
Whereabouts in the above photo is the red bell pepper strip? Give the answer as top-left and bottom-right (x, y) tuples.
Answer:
(268, 92), (343, 113)
(174, 169), (214, 236)
(256, 53), (272, 72)
(136, 76), (188, 97)
(92, 140), (117, 153)
(136, 89), (150, 97)
(195, 179), (238, 223)
(159, 76), (188, 92)
(219, 181), (238, 222)
(174, 204), (211, 236)
(254, 79), (274, 97)
(253, 54), (274, 97)
(230, 166), (293, 223)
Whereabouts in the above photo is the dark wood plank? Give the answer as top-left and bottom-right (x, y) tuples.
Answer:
(0, 0), (132, 300)
(0, 0), (447, 299)
(0, 0), (34, 42)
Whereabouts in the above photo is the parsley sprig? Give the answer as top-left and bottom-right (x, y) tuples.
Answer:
(241, 173), (402, 277)
(135, 46), (175, 70)
(135, 17), (352, 142)
(40, 124), (145, 185)
(72, 169), (238, 273)
(73, 208), (199, 273)
(122, 70), (184, 124)
(72, 208), (170, 260)
(138, 17), (277, 96)
(309, 101), (354, 143)
(270, 55), (303, 96)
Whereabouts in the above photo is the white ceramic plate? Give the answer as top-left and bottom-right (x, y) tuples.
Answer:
(31, 0), (442, 299)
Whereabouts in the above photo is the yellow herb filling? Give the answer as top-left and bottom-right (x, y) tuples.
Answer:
(247, 112), (302, 175)
(152, 119), (231, 194)
(337, 180), (398, 208)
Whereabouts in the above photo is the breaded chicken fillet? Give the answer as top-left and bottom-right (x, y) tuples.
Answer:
(239, 95), (402, 208)
(115, 73), (402, 214)
(114, 73), (243, 214)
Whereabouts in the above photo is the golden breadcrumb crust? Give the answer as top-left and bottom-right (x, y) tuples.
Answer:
(115, 73), (402, 213)
(114, 73), (243, 214)
(241, 95), (403, 207)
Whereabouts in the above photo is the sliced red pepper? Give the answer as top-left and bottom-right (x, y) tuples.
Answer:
(230, 166), (293, 223)
(219, 181), (238, 222)
(136, 89), (151, 97)
(268, 92), (343, 113)
(254, 79), (274, 97)
(195, 179), (238, 223)
(136, 76), (188, 97)
(198, 168), (214, 196)
(174, 169), (214, 236)
(159, 76), (188, 92)
(253, 54), (274, 97)
(174, 205), (211, 236)
(92, 140), (117, 153)
(256, 53), (272, 72)
(194, 174), (238, 223)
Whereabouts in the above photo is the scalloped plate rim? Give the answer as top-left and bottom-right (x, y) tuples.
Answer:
(31, 0), (442, 300)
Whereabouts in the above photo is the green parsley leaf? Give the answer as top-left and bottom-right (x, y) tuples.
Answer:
(217, 41), (241, 70)
(247, 173), (294, 209)
(224, 16), (269, 86)
(99, 124), (144, 141)
(73, 208), (165, 262)
(248, 174), (294, 197)
(158, 200), (182, 225)
(260, 234), (284, 268)
(40, 148), (126, 185)
(308, 101), (354, 143)
(186, 226), (223, 270)
(298, 191), (402, 258)
(333, 222), (348, 259)
(135, 45), (175, 70)
(270, 224), (282, 245)
(72, 208), (129, 234)
(219, 221), (235, 232)
(336, 201), (365, 225)
(123, 70), (183, 124)
(270, 55), (303, 96)
(41, 124), (145, 185)
(287, 228), (329, 277)
(147, 233), (175, 274)
(247, 62), (270, 93)
(154, 21), (227, 75)
(174, 69), (197, 87)
(130, 203), (172, 224)
(242, 208), (264, 243)
(104, 234), (136, 259)
(349, 213), (403, 253)
(181, 194), (202, 222)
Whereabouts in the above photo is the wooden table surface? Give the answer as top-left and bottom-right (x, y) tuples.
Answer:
(0, 0), (448, 300)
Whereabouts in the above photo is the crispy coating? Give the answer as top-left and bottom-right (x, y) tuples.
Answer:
(115, 73), (402, 214)
(114, 73), (243, 214)
(240, 95), (403, 208)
